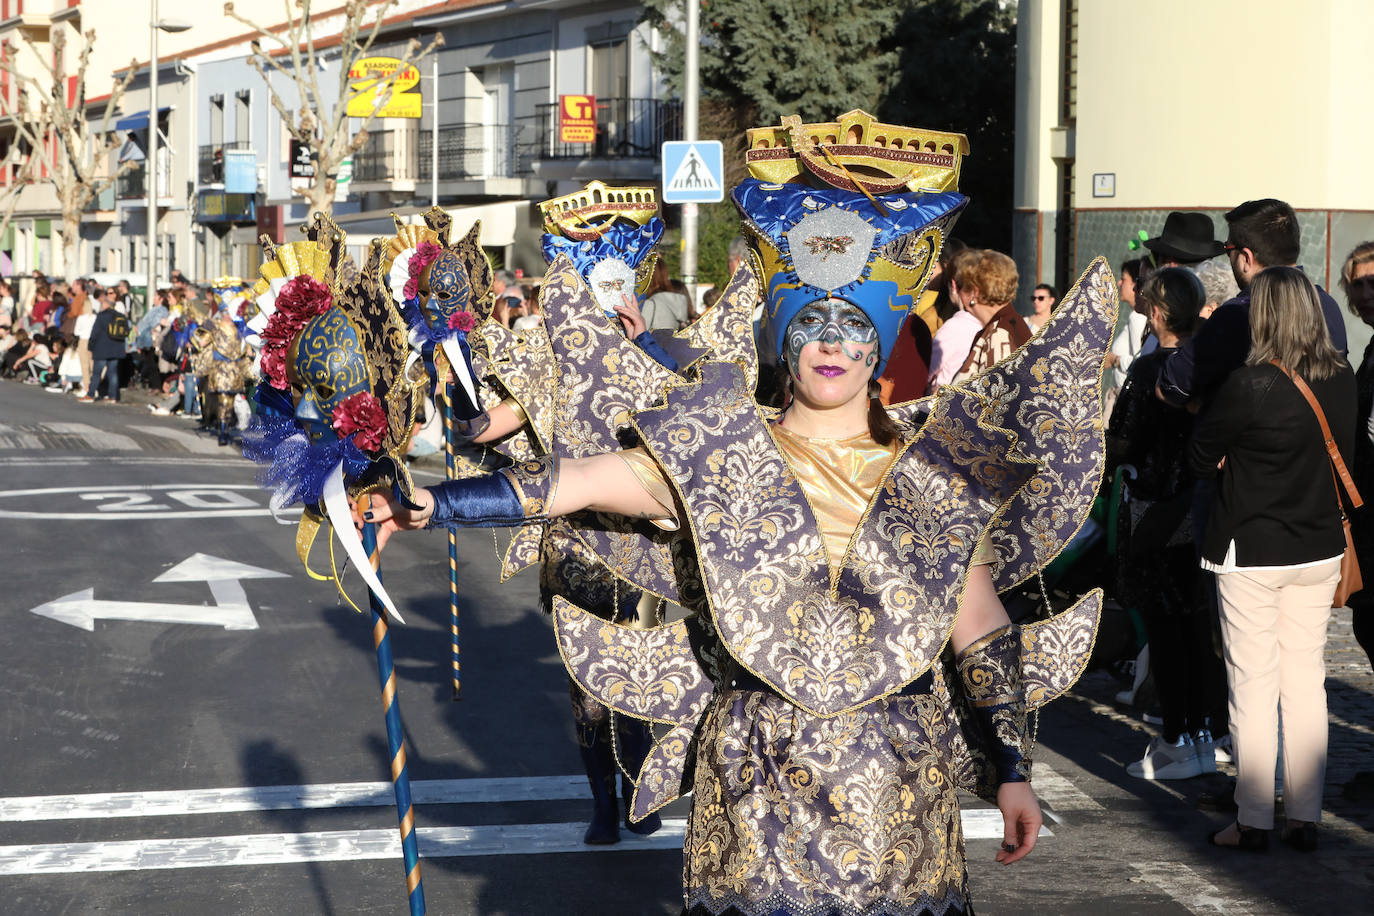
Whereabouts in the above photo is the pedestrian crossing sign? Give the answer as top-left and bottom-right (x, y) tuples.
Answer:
(661, 140), (725, 204)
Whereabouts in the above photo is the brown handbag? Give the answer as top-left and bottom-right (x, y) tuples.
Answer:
(1272, 360), (1364, 606)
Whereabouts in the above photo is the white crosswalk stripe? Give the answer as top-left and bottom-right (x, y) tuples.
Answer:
(41, 422), (140, 450)
(129, 424), (229, 455)
(0, 421), (221, 453)
(0, 422), (42, 449)
(0, 776), (1050, 875)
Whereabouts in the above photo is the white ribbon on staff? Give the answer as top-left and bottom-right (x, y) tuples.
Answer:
(442, 337), (478, 409)
(321, 461), (406, 624)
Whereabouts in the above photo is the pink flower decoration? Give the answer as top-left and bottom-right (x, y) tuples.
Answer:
(332, 391), (388, 453)
(274, 275), (332, 321)
(258, 276), (334, 390)
(403, 242), (443, 303)
(448, 310), (476, 333)
(259, 345), (288, 391)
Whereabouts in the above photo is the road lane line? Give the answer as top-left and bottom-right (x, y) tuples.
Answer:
(0, 776), (593, 821)
(1131, 862), (1253, 916)
(41, 423), (140, 451)
(0, 811), (1042, 875)
(129, 425), (226, 455)
(0, 820), (690, 875)
(1031, 763), (1103, 823)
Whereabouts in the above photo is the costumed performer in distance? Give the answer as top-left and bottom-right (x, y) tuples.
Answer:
(350, 110), (1116, 915)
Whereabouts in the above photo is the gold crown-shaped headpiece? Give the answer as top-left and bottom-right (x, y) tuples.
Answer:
(746, 109), (970, 195)
(538, 180), (658, 241)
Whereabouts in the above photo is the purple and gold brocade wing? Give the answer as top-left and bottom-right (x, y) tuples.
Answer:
(632, 359), (1039, 717)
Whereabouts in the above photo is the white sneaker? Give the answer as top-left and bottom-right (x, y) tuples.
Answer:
(150, 406), (171, 416)
(1127, 734), (1202, 780)
(1214, 734), (1233, 765)
(1193, 728), (1218, 774)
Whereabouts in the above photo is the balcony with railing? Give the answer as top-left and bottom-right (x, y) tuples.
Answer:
(198, 140), (252, 185)
(416, 124), (511, 181)
(353, 129), (419, 184)
(115, 151), (171, 203)
(529, 97), (681, 162)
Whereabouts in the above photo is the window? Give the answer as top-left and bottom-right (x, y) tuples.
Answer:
(210, 94), (224, 147)
(235, 90), (250, 144)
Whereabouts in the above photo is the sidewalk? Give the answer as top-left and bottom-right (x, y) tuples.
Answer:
(1080, 604), (1374, 830)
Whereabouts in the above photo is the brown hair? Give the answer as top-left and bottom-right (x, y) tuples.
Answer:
(1338, 241), (1374, 306)
(1247, 266), (1344, 381)
(643, 258), (674, 298)
(1137, 267), (1204, 337)
(955, 249), (1018, 308)
(866, 377), (900, 445)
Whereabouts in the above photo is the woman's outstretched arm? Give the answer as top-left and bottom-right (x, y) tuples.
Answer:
(356, 451), (672, 550)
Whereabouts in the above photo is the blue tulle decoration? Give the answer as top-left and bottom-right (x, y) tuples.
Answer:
(241, 410), (371, 509)
(400, 296), (470, 346)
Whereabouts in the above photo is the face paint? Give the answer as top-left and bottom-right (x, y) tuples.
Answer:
(289, 309), (372, 443)
(783, 299), (878, 374)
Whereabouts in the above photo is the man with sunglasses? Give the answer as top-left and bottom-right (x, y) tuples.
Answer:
(1158, 198), (1347, 408)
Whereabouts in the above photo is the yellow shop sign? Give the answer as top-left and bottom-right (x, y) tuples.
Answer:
(346, 56), (422, 119)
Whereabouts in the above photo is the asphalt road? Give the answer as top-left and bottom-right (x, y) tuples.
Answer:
(1, 380), (1371, 915)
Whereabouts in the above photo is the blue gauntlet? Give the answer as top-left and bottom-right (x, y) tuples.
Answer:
(957, 624), (1031, 785)
(425, 456), (558, 529)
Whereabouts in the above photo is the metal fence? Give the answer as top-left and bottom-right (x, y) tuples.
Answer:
(197, 140), (253, 185)
(353, 130), (410, 182)
(416, 124), (511, 181)
(529, 97), (682, 161)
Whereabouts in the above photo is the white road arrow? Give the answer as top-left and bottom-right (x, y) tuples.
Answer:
(28, 553), (289, 632)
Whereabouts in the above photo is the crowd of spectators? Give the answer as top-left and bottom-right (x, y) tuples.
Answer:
(1096, 199), (1373, 853)
(0, 268), (246, 432)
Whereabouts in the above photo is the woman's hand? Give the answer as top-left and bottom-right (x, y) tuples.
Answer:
(1104, 351), (1120, 369)
(994, 781), (1042, 864)
(614, 293), (648, 338)
(352, 489), (435, 551)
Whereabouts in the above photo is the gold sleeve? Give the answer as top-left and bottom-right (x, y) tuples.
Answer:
(972, 538), (996, 566)
(500, 397), (528, 427)
(615, 447), (679, 530)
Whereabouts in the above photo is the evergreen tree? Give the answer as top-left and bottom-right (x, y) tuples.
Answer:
(642, 0), (1017, 257)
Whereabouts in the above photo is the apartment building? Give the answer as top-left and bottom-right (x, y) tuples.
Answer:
(331, 0), (678, 274)
(0, 0), (286, 283)
(1014, 0), (1374, 344)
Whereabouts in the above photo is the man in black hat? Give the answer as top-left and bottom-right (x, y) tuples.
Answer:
(1158, 198), (1347, 408)
(1146, 211), (1226, 267)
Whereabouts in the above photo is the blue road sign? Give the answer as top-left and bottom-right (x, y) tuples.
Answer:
(661, 140), (724, 204)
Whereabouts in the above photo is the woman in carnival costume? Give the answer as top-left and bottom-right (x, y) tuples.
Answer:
(418, 184), (679, 844)
(362, 111), (1115, 916)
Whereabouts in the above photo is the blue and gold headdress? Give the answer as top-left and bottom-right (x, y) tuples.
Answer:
(734, 110), (970, 372)
(539, 180), (663, 315)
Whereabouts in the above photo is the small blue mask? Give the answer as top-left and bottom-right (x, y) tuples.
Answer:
(289, 309), (371, 443)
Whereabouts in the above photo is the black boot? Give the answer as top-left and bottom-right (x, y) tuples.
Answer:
(577, 721), (620, 845)
(616, 716), (661, 836)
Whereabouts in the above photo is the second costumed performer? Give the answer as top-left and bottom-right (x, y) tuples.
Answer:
(362, 111), (1115, 916)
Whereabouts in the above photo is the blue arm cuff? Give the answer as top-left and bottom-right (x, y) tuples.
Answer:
(425, 473), (529, 529)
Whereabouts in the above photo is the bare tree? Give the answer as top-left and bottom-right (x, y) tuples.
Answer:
(0, 29), (137, 278)
(0, 135), (43, 263)
(225, 0), (443, 217)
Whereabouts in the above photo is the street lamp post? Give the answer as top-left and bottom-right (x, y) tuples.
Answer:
(146, 0), (189, 312)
